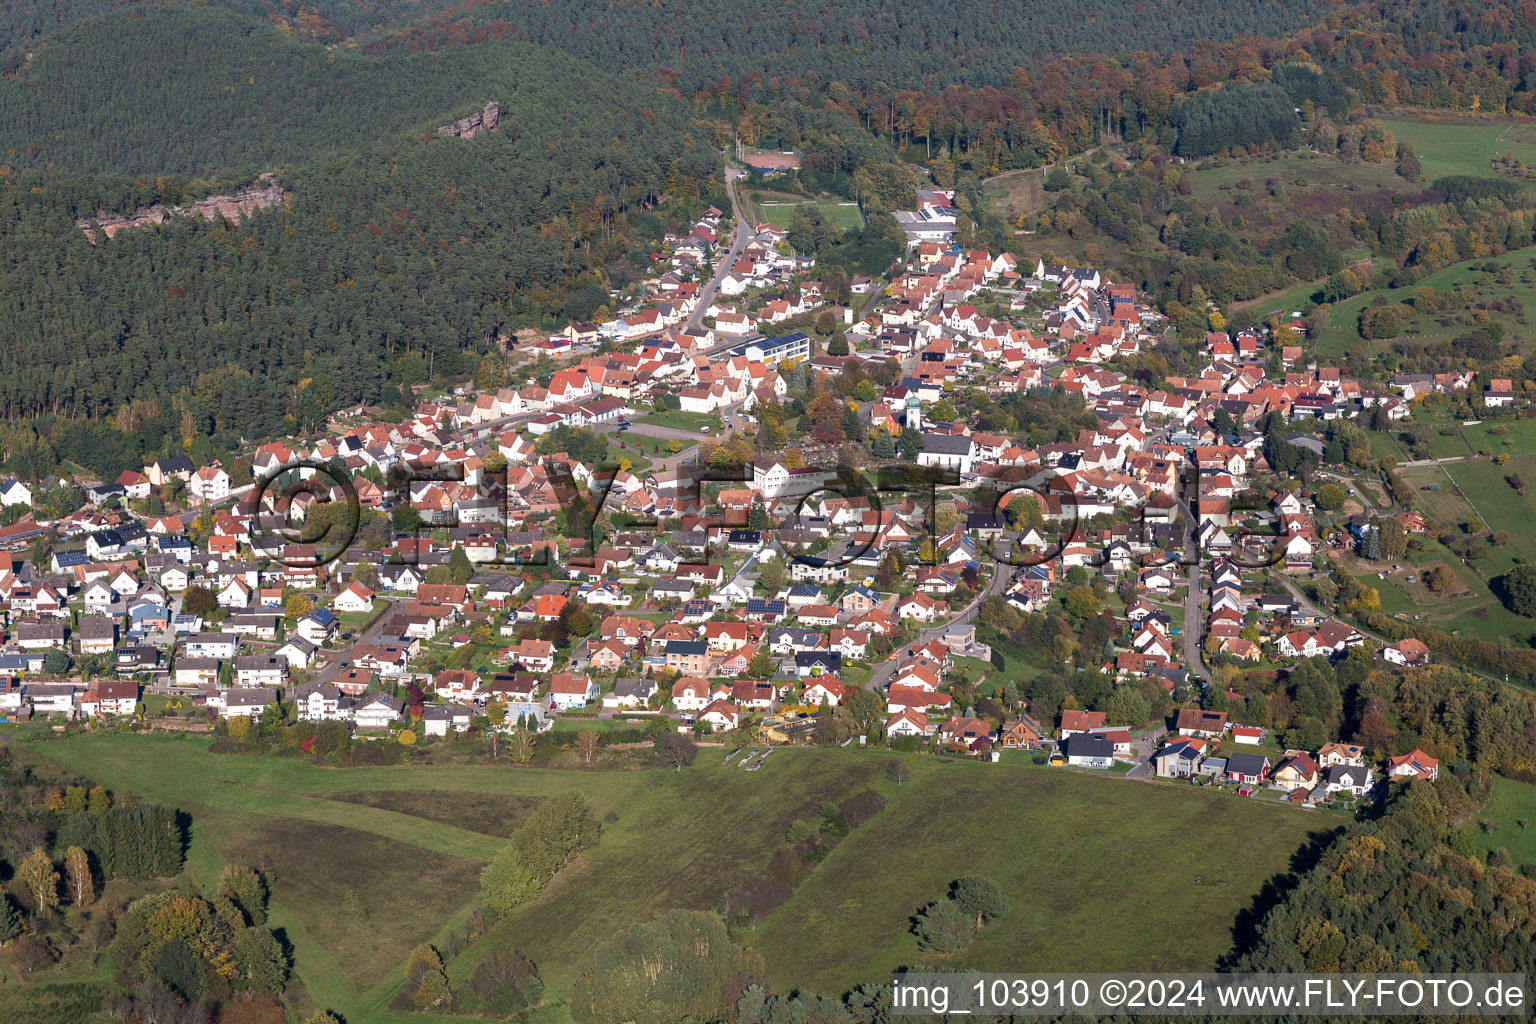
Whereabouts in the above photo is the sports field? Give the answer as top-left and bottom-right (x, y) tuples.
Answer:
(758, 200), (866, 230)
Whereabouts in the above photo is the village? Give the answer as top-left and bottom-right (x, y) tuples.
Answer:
(0, 189), (1500, 812)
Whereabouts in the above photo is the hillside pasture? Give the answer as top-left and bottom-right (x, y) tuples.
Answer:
(1474, 777), (1536, 868)
(447, 747), (1328, 1010)
(33, 734), (651, 1024)
(1378, 116), (1536, 183)
(1314, 243), (1536, 358)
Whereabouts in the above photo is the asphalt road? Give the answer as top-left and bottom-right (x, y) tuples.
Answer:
(684, 160), (750, 334)
(1175, 474), (1212, 686)
(309, 597), (395, 687)
(863, 560), (1013, 693)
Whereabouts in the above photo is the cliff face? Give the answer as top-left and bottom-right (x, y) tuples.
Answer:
(437, 101), (500, 139)
(77, 175), (289, 242)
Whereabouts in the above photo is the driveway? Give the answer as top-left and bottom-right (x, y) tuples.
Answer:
(1123, 724), (1167, 780)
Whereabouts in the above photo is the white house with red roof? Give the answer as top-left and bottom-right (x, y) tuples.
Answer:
(1386, 749), (1439, 782)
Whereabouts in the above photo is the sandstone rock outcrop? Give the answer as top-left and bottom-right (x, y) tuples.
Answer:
(77, 173), (288, 242)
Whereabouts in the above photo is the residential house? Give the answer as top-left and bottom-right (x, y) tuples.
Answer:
(1386, 749), (1439, 782)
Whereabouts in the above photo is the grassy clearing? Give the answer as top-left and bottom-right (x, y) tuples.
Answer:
(1445, 454), (1536, 574)
(981, 167), (1045, 224)
(1378, 117), (1536, 183)
(449, 747), (1327, 1014)
(0, 980), (113, 1024)
(1462, 417), (1536, 455)
(1188, 150), (1405, 206)
(1233, 276), (1328, 322)
(33, 734), (653, 1023)
(1473, 777), (1536, 867)
(1398, 464), (1479, 527)
(35, 736), (1330, 1023)
(322, 789), (544, 836)
(216, 817), (485, 990)
(448, 749), (877, 1009)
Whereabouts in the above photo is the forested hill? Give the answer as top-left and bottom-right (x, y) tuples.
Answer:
(1232, 778), (1536, 977)
(0, 4), (684, 178)
(0, 0), (1350, 66)
(358, 0), (1348, 91)
(0, 4), (718, 458)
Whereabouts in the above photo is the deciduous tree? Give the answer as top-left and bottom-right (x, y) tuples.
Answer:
(18, 847), (59, 914)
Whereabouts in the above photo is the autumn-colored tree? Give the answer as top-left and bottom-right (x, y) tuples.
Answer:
(18, 848), (59, 914)
(220, 864), (267, 926)
(284, 590), (315, 623)
(575, 729), (600, 765)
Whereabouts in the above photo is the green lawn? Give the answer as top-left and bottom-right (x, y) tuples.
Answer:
(1444, 454), (1536, 582)
(1378, 117), (1536, 183)
(1462, 417), (1536, 455)
(1474, 776), (1536, 867)
(1233, 277), (1328, 323)
(637, 409), (721, 433)
(758, 200), (866, 230)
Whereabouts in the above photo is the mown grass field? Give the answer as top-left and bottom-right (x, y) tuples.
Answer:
(637, 408), (721, 433)
(758, 200), (865, 230)
(1378, 116), (1536, 183)
(1463, 417), (1536, 455)
(33, 737), (1330, 1023)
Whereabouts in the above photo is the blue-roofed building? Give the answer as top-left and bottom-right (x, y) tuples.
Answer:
(745, 597), (787, 623)
(297, 608), (339, 645)
(51, 549), (89, 572)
